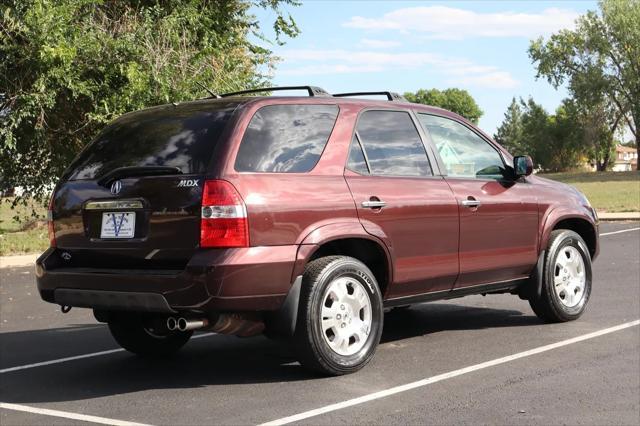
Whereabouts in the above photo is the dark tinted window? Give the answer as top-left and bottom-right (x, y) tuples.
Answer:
(347, 135), (369, 174)
(235, 104), (338, 173)
(356, 110), (431, 176)
(66, 101), (238, 180)
(418, 114), (505, 179)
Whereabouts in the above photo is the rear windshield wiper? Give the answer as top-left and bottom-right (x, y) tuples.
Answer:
(97, 166), (183, 186)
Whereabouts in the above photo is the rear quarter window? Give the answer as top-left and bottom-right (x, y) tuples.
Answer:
(235, 104), (339, 173)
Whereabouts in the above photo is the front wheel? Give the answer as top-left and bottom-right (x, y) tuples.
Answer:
(529, 230), (592, 322)
(295, 256), (384, 375)
(108, 314), (192, 357)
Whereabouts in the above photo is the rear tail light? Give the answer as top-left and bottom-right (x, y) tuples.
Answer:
(47, 193), (56, 247)
(200, 180), (248, 248)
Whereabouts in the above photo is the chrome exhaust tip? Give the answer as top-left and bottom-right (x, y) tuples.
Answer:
(177, 317), (208, 332)
(166, 317), (178, 331)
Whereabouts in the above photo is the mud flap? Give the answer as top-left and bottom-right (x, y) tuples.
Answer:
(519, 250), (545, 300)
(265, 275), (302, 337)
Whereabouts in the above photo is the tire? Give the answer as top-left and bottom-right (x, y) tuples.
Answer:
(108, 313), (193, 357)
(529, 230), (592, 323)
(294, 256), (384, 375)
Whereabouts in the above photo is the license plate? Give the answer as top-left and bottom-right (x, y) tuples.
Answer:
(100, 212), (136, 239)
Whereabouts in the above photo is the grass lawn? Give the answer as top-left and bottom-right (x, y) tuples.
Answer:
(0, 228), (49, 256)
(0, 197), (48, 256)
(540, 171), (640, 213)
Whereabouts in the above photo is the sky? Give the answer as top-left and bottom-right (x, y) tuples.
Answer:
(252, 0), (598, 136)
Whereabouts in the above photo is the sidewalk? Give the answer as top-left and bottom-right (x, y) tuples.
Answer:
(598, 212), (640, 221)
(0, 253), (39, 269)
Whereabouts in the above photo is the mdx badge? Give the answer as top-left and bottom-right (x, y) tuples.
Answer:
(177, 179), (199, 187)
(110, 180), (122, 195)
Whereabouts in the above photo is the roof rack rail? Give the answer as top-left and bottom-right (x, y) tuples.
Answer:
(333, 91), (407, 102)
(220, 86), (331, 98)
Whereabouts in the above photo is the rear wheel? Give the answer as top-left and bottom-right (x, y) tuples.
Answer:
(529, 230), (592, 322)
(294, 256), (384, 376)
(108, 314), (192, 357)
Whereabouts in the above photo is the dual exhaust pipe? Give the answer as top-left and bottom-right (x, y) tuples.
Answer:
(166, 317), (208, 332)
(165, 314), (265, 337)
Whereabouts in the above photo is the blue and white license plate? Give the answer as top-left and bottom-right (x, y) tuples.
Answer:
(100, 212), (135, 239)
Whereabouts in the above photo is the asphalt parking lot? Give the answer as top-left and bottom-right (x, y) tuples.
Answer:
(1, 222), (639, 426)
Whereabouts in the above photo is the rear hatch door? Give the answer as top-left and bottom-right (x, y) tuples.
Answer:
(51, 100), (240, 270)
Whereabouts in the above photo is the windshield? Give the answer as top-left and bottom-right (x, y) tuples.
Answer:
(65, 101), (239, 180)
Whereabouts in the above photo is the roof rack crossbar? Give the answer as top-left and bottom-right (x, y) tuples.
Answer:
(333, 91), (407, 102)
(220, 86), (331, 98)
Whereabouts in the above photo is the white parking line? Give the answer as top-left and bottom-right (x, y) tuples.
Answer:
(259, 320), (640, 426)
(0, 402), (153, 426)
(0, 348), (124, 374)
(0, 332), (216, 374)
(600, 227), (640, 236)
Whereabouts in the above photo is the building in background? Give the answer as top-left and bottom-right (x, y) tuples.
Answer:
(613, 145), (638, 172)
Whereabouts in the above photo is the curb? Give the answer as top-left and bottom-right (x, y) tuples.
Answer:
(0, 254), (39, 269)
(597, 212), (640, 221)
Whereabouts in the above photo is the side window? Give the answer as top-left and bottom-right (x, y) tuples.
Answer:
(418, 114), (505, 179)
(346, 134), (369, 174)
(235, 104), (338, 173)
(354, 110), (432, 177)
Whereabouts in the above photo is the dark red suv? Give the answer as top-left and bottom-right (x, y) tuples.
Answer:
(36, 86), (599, 375)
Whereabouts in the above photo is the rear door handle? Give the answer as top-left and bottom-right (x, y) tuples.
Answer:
(461, 198), (481, 208)
(362, 200), (386, 209)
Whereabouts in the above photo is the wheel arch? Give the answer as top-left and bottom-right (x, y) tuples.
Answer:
(268, 224), (393, 338)
(541, 212), (598, 259)
(293, 223), (394, 297)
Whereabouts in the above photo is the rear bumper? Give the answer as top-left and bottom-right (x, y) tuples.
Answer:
(54, 288), (176, 313)
(36, 245), (300, 313)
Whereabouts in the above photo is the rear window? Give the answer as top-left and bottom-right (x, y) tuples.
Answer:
(66, 101), (238, 180)
(235, 104), (339, 173)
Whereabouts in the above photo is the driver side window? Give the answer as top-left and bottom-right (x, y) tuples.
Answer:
(418, 114), (505, 179)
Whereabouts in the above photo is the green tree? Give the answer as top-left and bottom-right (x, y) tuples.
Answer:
(547, 103), (584, 171)
(519, 98), (553, 170)
(494, 98), (525, 154)
(0, 0), (300, 203)
(404, 88), (483, 124)
(529, 0), (640, 170)
(497, 97), (584, 172)
(564, 98), (617, 171)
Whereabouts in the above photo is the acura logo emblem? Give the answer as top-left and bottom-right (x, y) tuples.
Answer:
(110, 180), (122, 195)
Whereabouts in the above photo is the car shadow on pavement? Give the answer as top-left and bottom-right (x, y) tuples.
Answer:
(382, 302), (541, 343)
(0, 303), (541, 404)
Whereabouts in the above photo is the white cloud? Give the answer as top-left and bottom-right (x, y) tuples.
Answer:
(280, 49), (476, 71)
(279, 64), (386, 76)
(278, 49), (519, 89)
(344, 6), (578, 39)
(358, 38), (401, 49)
(447, 72), (519, 89)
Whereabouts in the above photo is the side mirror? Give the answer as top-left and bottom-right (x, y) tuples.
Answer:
(513, 155), (533, 177)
